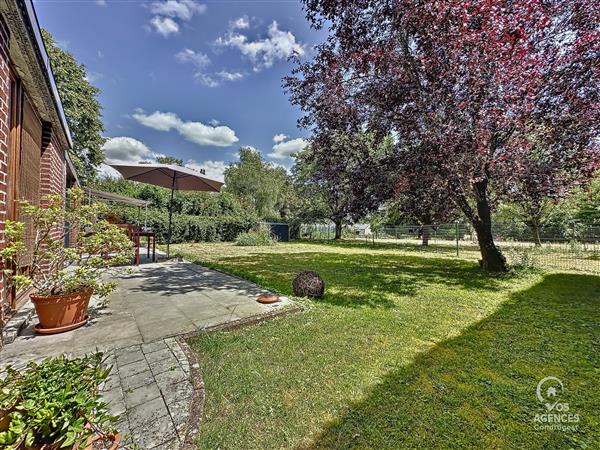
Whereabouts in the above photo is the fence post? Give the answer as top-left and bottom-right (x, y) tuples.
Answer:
(456, 221), (460, 257)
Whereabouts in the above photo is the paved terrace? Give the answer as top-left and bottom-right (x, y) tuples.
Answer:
(0, 259), (293, 449)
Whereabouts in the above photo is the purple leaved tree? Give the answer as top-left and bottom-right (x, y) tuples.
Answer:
(286, 0), (600, 271)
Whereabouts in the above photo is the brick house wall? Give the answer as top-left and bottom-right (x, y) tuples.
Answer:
(0, 8), (74, 336)
(40, 132), (66, 204)
(38, 131), (67, 274)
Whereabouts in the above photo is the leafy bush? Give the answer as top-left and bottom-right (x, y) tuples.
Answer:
(0, 353), (116, 449)
(505, 246), (538, 270)
(102, 206), (259, 243)
(0, 188), (133, 300)
(235, 225), (277, 246)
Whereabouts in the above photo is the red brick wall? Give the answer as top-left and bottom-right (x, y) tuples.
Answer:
(40, 131), (66, 204)
(38, 130), (66, 273)
(0, 18), (68, 329)
(0, 18), (11, 326)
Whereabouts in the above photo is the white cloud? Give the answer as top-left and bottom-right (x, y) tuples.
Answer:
(176, 49), (244, 86)
(194, 73), (220, 88)
(217, 70), (244, 82)
(150, 16), (179, 37)
(132, 110), (180, 131)
(268, 137), (307, 160)
(215, 21), (305, 71)
(148, 1), (205, 37)
(185, 159), (227, 182)
(103, 136), (153, 162)
(96, 0), (107, 6)
(230, 16), (250, 30)
(209, 119), (220, 126)
(175, 48), (211, 68)
(133, 110), (239, 147)
(272, 133), (287, 143)
(97, 164), (121, 179)
(102, 136), (157, 164)
(174, 49), (218, 86)
(149, 0), (206, 20)
(177, 121), (238, 147)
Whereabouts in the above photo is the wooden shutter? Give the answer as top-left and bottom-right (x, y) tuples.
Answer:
(18, 95), (42, 267)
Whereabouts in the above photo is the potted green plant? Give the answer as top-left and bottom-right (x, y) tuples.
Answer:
(0, 188), (134, 334)
(0, 368), (21, 432)
(0, 353), (122, 449)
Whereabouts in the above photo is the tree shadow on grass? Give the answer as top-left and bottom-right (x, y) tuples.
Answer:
(208, 251), (517, 309)
(298, 273), (600, 449)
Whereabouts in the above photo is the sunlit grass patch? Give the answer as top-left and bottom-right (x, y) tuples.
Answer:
(171, 241), (600, 449)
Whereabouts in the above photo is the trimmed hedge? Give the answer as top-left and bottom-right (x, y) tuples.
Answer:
(107, 206), (258, 243)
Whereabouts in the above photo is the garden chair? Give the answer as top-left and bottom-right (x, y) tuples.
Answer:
(116, 224), (141, 265)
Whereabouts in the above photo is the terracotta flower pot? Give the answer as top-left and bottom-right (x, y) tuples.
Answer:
(257, 293), (279, 304)
(30, 289), (93, 334)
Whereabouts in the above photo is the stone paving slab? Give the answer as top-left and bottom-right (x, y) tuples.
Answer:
(0, 260), (292, 366)
(100, 337), (196, 449)
(0, 259), (295, 449)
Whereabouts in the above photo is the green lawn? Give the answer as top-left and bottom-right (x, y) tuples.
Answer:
(172, 241), (600, 449)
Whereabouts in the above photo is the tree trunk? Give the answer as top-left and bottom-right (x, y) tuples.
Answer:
(531, 221), (542, 246)
(421, 225), (431, 246)
(472, 219), (507, 271)
(456, 178), (508, 271)
(334, 219), (343, 240)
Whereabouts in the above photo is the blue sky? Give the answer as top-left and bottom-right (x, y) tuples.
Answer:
(34, 0), (325, 181)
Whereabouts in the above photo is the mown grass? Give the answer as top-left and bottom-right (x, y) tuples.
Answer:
(172, 241), (600, 449)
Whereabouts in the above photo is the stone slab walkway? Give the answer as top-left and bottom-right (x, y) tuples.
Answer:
(0, 259), (293, 449)
(0, 259), (291, 365)
(102, 337), (201, 450)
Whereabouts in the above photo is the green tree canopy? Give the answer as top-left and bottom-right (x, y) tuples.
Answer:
(573, 176), (600, 225)
(91, 176), (251, 218)
(224, 147), (293, 220)
(155, 155), (184, 166)
(42, 29), (105, 182)
(293, 132), (395, 239)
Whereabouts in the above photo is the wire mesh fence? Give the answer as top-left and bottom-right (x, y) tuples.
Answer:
(298, 222), (600, 275)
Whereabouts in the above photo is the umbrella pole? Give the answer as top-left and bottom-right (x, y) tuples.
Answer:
(166, 177), (176, 258)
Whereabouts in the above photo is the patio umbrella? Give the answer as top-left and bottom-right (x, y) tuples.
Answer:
(109, 163), (223, 257)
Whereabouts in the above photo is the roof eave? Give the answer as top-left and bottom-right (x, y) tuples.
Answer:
(20, 0), (73, 149)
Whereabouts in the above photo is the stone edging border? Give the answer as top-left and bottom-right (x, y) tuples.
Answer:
(175, 305), (304, 449)
(177, 338), (205, 450)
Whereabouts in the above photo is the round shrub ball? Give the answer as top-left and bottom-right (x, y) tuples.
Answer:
(292, 271), (325, 298)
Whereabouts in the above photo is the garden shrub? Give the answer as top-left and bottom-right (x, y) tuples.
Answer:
(0, 353), (116, 449)
(235, 225), (277, 246)
(505, 246), (538, 270)
(102, 206), (259, 243)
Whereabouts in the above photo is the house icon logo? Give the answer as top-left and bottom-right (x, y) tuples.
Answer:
(533, 375), (580, 431)
(536, 376), (564, 411)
